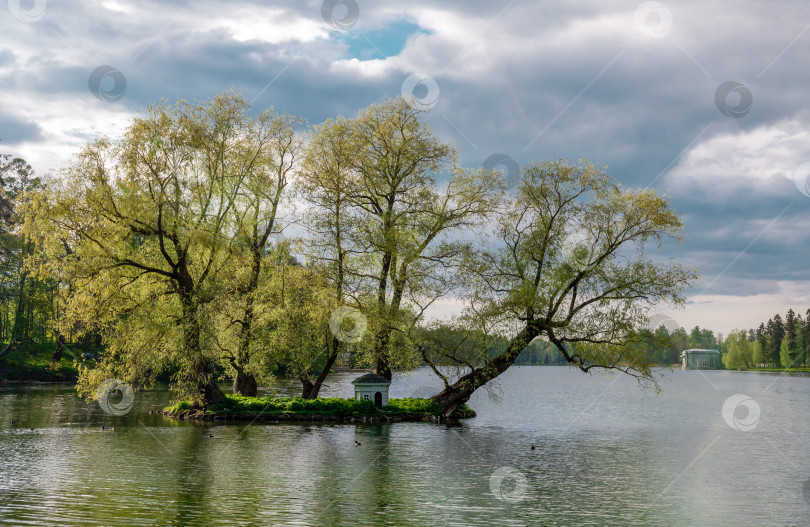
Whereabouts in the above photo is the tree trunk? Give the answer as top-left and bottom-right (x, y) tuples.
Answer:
(373, 328), (393, 381)
(178, 271), (224, 408)
(375, 358), (393, 381)
(51, 333), (65, 364)
(431, 386), (475, 418)
(232, 251), (262, 396)
(431, 324), (537, 417)
(0, 270), (27, 364)
(234, 370), (257, 397)
(300, 336), (342, 399)
(200, 372), (226, 406)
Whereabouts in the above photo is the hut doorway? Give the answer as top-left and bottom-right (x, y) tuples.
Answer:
(374, 392), (382, 408)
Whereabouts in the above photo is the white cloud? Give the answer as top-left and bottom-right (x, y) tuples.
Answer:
(202, 7), (329, 45)
(666, 120), (810, 191)
(680, 281), (810, 335)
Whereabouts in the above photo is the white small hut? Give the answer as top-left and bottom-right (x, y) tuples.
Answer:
(351, 373), (391, 408)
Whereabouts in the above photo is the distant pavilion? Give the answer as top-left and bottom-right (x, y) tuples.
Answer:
(681, 349), (721, 369)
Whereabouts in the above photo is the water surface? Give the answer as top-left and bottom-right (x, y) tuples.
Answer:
(1, 367), (809, 526)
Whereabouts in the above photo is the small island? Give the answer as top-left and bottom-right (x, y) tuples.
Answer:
(163, 395), (476, 423)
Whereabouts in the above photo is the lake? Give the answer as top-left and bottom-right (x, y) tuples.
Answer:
(1, 367), (809, 526)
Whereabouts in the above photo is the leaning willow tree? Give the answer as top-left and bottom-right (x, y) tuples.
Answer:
(22, 92), (296, 407)
(421, 159), (698, 416)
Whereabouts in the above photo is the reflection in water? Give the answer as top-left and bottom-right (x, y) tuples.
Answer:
(2, 368), (810, 526)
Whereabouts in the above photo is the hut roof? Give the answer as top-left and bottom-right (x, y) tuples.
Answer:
(351, 373), (391, 385)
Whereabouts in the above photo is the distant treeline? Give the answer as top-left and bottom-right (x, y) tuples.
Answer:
(718, 309), (810, 369)
(415, 324), (719, 367)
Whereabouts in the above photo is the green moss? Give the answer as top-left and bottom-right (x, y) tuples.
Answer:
(164, 395), (475, 419)
(164, 400), (194, 413)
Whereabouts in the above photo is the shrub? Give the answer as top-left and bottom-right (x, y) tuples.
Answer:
(384, 398), (440, 414)
(206, 395), (380, 416)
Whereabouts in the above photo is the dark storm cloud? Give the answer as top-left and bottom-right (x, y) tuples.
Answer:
(0, 111), (43, 144)
(3, 0), (810, 315)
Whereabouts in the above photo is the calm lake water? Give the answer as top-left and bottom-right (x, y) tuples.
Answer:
(1, 367), (809, 526)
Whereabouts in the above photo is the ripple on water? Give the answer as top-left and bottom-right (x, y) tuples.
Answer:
(2, 368), (810, 526)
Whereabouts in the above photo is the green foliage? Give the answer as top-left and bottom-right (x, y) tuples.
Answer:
(780, 337), (793, 370)
(384, 397), (440, 414)
(420, 157), (697, 413)
(0, 343), (78, 381)
(722, 330), (753, 369)
(751, 341), (764, 365)
(206, 395), (380, 415)
(164, 400), (193, 413)
(164, 394), (465, 417)
(13, 95), (704, 413)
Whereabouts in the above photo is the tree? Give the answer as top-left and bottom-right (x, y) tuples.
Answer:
(722, 329), (752, 369)
(0, 155), (42, 364)
(785, 308), (799, 367)
(799, 309), (810, 365)
(206, 107), (300, 396)
(771, 314), (785, 367)
(780, 336), (792, 370)
(296, 115), (358, 398)
(756, 322), (767, 366)
(751, 340), (764, 366)
(422, 158), (697, 416)
(23, 92), (290, 407)
(764, 318), (778, 367)
(302, 98), (500, 381)
(266, 256), (338, 395)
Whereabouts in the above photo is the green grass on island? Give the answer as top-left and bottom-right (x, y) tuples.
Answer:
(164, 395), (475, 419)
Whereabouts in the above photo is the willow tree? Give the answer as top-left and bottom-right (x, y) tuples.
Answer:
(265, 255), (338, 396)
(423, 159), (698, 416)
(208, 108), (300, 396)
(300, 98), (501, 381)
(0, 155), (39, 363)
(22, 92), (292, 407)
(296, 116), (355, 398)
(351, 98), (501, 379)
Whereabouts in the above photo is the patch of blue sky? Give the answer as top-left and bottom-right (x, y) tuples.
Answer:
(343, 20), (427, 60)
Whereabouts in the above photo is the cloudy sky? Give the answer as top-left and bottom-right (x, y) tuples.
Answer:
(2, 0), (810, 335)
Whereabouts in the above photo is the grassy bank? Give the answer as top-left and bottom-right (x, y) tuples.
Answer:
(734, 366), (810, 373)
(164, 395), (476, 420)
(0, 343), (79, 383)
